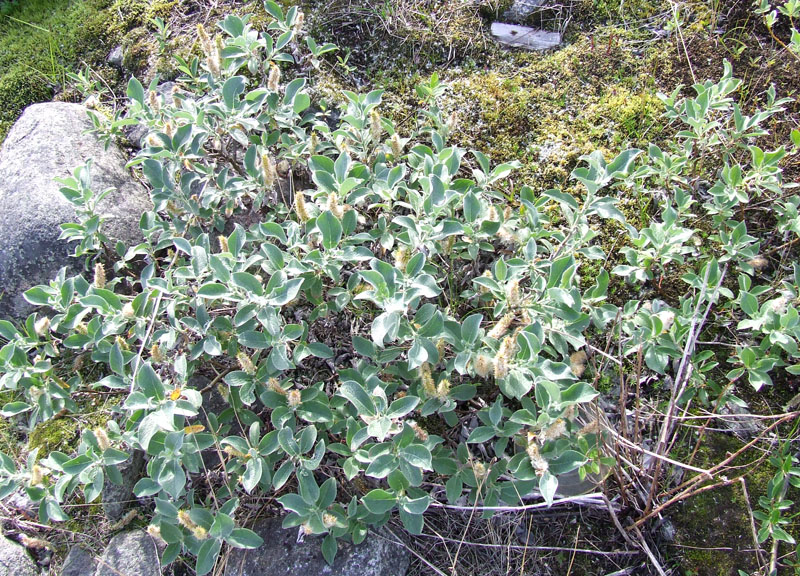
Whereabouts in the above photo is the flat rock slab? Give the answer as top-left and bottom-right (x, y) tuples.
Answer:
(62, 546), (96, 576)
(0, 102), (151, 319)
(490, 23), (561, 50)
(95, 531), (160, 576)
(0, 536), (38, 576)
(225, 518), (409, 576)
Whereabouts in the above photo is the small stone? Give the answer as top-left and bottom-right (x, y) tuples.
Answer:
(225, 518), (409, 576)
(107, 46), (124, 68)
(102, 450), (145, 522)
(95, 531), (160, 576)
(61, 546), (95, 576)
(0, 536), (38, 576)
(490, 23), (561, 51)
(503, 0), (547, 23)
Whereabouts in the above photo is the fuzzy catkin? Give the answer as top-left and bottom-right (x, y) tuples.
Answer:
(268, 63), (281, 91)
(93, 262), (106, 289)
(261, 154), (277, 188)
(294, 190), (310, 222)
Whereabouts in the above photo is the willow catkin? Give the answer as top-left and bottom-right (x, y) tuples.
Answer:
(261, 153), (277, 188)
(327, 192), (344, 218)
(268, 63), (281, 91)
(570, 350), (588, 378)
(369, 110), (382, 142)
(93, 262), (106, 289)
(390, 133), (403, 158)
(473, 353), (493, 378)
(294, 11), (305, 34)
(494, 335), (515, 379)
(294, 190), (310, 222)
(487, 312), (514, 340)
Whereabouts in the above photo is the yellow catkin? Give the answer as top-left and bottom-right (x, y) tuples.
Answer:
(20, 535), (52, 550)
(109, 509), (138, 531)
(148, 90), (160, 113)
(506, 280), (521, 308)
(369, 110), (382, 142)
(287, 389), (302, 408)
(164, 121), (174, 139)
(526, 441), (548, 474)
(327, 192), (344, 218)
(151, 344), (165, 363)
(34, 316), (50, 337)
(322, 512), (336, 529)
(472, 460), (487, 480)
(192, 526), (208, 540)
(419, 363), (436, 398)
(223, 445), (247, 458)
(570, 350), (588, 378)
(486, 205), (498, 221)
(30, 465), (43, 486)
(436, 338), (447, 362)
(261, 154), (277, 188)
(309, 132), (319, 155)
(434, 379), (450, 401)
(393, 245), (409, 269)
(294, 190), (310, 222)
(473, 354), (493, 378)
(218, 234), (229, 253)
(390, 133), (403, 158)
(171, 85), (181, 108)
(237, 352), (256, 375)
(487, 312), (514, 340)
(197, 24), (212, 55)
(268, 63), (281, 91)
(267, 377), (287, 395)
(115, 335), (129, 351)
(494, 336), (515, 380)
(122, 302), (136, 319)
(95, 428), (111, 451)
(146, 525), (165, 544)
(541, 419), (567, 443)
(93, 262), (106, 289)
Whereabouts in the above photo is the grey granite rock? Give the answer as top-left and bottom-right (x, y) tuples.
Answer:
(0, 536), (38, 576)
(95, 531), (160, 576)
(62, 546), (95, 576)
(107, 46), (124, 68)
(0, 102), (151, 319)
(490, 23), (561, 50)
(225, 518), (409, 576)
(102, 449), (145, 522)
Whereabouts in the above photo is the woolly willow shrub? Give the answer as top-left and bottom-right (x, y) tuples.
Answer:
(1, 2), (800, 573)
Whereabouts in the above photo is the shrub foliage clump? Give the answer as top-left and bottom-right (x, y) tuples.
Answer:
(1, 1), (800, 573)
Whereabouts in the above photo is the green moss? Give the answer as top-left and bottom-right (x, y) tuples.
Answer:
(668, 431), (799, 575)
(27, 418), (80, 457)
(26, 395), (119, 457)
(0, 0), (117, 144)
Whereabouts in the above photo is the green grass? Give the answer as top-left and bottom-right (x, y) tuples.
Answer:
(0, 0), (117, 142)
